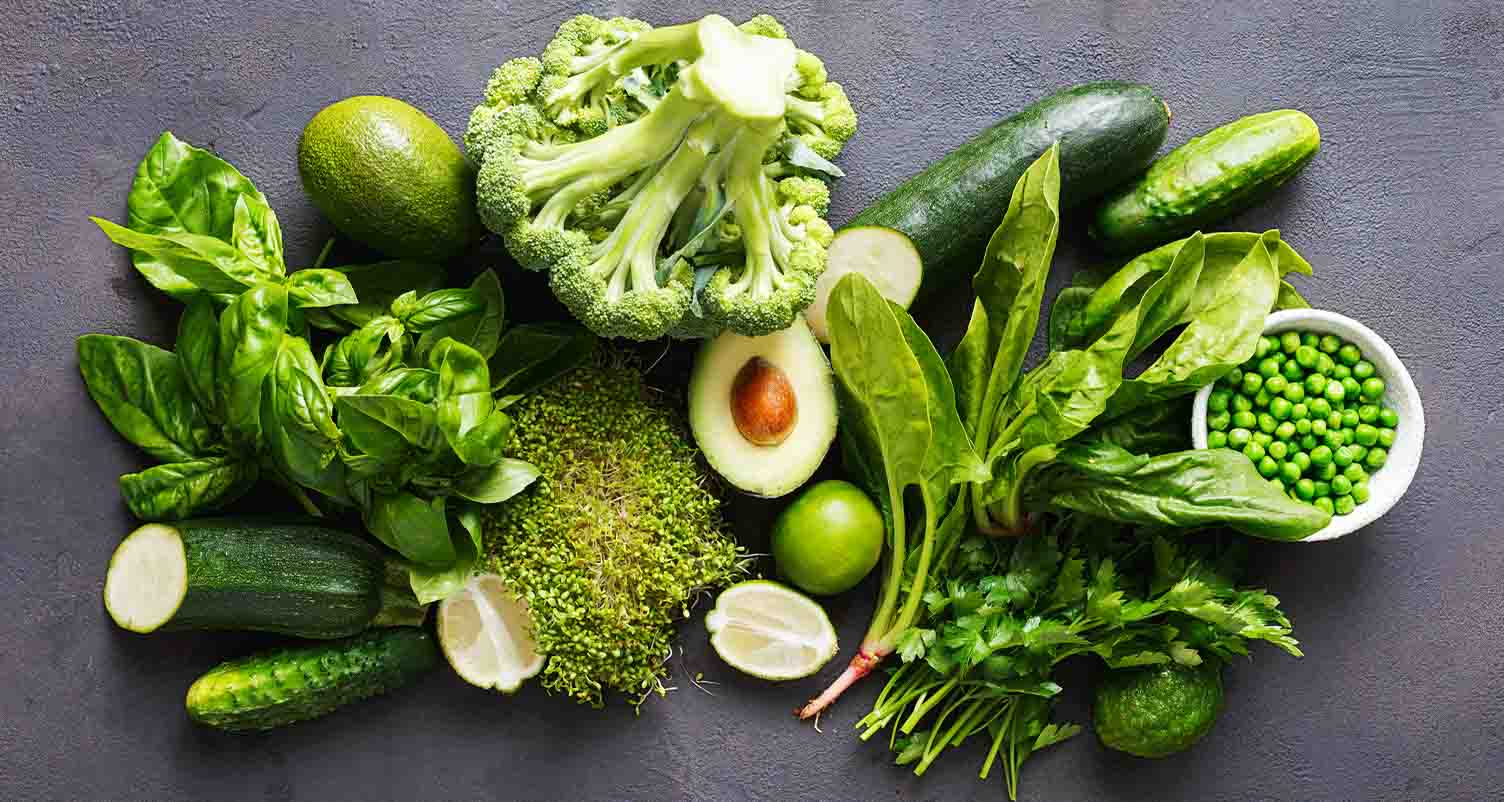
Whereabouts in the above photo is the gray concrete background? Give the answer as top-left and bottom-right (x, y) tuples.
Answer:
(2, 1), (1502, 800)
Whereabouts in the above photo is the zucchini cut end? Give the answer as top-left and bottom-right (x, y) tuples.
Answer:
(104, 523), (188, 633)
(807, 226), (923, 343)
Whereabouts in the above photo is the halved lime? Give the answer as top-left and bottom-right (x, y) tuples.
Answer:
(705, 580), (838, 681)
(437, 573), (544, 692)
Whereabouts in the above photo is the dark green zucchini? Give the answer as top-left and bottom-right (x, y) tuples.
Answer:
(186, 628), (439, 731)
(1091, 109), (1321, 252)
(847, 82), (1171, 303)
(103, 519), (425, 638)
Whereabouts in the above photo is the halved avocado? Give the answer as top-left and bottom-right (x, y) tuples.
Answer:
(689, 319), (837, 498)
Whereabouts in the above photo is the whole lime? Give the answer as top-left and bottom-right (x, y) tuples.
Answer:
(298, 96), (480, 261)
(771, 480), (883, 596)
(1093, 662), (1224, 758)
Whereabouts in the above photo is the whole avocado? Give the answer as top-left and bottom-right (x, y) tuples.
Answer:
(299, 96), (480, 261)
(1093, 662), (1224, 758)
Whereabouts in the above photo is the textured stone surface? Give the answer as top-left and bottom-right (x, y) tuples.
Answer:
(2, 1), (1502, 800)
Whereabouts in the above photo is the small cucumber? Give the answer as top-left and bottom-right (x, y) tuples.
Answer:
(1091, 110), (1321, 252)
(806, 226), (922, 343)
(186, 628), (439, 731)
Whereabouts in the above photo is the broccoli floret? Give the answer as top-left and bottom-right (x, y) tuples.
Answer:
(469, 13), (857, 340)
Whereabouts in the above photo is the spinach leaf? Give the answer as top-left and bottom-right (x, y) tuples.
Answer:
(76, 334), (214, 463)
(284, 268), (358, 309)
(304, 261), (446, 332)
(122, 132), (269, 299)
(1074, 396), (1193, 456)
(215, 284), (288, 447)
(453, 458), (540, 504)
(432, 338), (511, 466)
(261, 337), (345, 499)
(417, 270), (505, 361)
(487, 322), (596, 396)
(1125, 232), (1205, 361)
(366, 491), (456, 567)
(1046, 286), (1094, 353)
(175, 295), (221, 421)
(118, 456), (257, 521)
(1037, 444), (1332, 542)
(230, 194), (285, 277)
(91, 218), (266, 293)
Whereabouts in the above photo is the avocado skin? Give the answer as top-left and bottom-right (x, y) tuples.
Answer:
(299, 96), (480, 261)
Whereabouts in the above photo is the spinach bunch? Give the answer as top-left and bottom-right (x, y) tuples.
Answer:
(861, 522), (1298, 799)
(802, 145), (1327, 720)
(79, 132), (593, 602)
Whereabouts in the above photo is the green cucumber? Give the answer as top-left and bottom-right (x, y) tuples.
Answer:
(847, 82), (1170, 303)
(186, 628), (439, 731)
(1091, 109), (1321, 252)
(806, 226), (923, 343)
(103, 519), (426, 638)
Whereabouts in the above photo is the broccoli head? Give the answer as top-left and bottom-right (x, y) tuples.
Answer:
(468, 13), (857, 340)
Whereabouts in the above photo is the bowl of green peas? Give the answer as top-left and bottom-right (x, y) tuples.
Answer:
(1192, 309), (1424, 541)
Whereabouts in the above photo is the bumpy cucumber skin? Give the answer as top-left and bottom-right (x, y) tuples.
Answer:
(1092, 109), (1321, 252)
(848, 82), (1170, 303)
(168, 520), (390, 639)
(186, 628), (438, 731)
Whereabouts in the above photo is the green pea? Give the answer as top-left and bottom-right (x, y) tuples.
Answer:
(1258, 413), (1279, 434)
(1352, 482), (1370, 504)
(1305, 374), (1328, 396)
(1361, 377), (1385, 401)
(1275, 421), (1297, 441)
(1281, 359), (1304, 381)
(1207, 389), (1231, 412)
(1339, 409), (1358, 429)
(1301, 333), (1320, 348)
(1314, 496), (1335, 515)
(1310, 445), (1333, 466)
(1295, 418), (1312, 435)
(1365, 447), (1387, 470)
(1208, 411), (1231, 431)
(1342, 377), (1362, 400)
(1324, 381), (1346, 404)
(1254, 389), (1272, 408)
(1226, 367), (1244, 386)
(1379, 407), (1399, 428)
(1279, 461), (1302, 485)
(1309, 397), (1332, 418)
(1232, 410), (1257, 429)
(1317, 462), (1338, 481)
(1280, 331), (1301, 353)
(1253, 432), (1274, 448)
(1284, 384), (1306, 403)
(1311, 418), (1328, 436)
(1244, 442), (1266, 461)
(1342, 428), (1356, 446)
(1332, 364), (1352, 381)
(1353, 360), (1375, 380)
(1338, 342), (1361, 366)
(1292, 452), (1312, 472)
(1289, 402), (1308, 421)
(1270, 397), (1293, 420)
(1265, 375), (1288, 395)
(1327, 411), (1345, 430)
(1335, 495), (1356, 516)
(1378, 427), (1396, 448)
(1268, 441), (1290, 460)
(1348, 445), (1368, 464)
(1257, 357), (1279, 378)
(1331, 475), (1353, 496)
(1325, 430), (1347, 451)
(1268, 477), (1285, 492)
(1300, 434), (1318, 451)
(1206, 430), (1228, 449)
(1233, 394), (1254, 412)
(1357, 404), (1379, 424)
(1333, 446), (1353, 468)
(1344, 463), (1367, 483)
(1228, 428), (1252, 448)
(1295, 478), (1316, 500)
(1256, 336), (1275, 358)
(1258, 456), (1279, 478)
(1351, 423), (1376, 447)
(1319, 334), (1341, 353)
(1314, 482), (1332, 499)
(1316, 353), (1336, 375)
(1294, 345), (1319, 369)
(1241, 373), (1263, 395)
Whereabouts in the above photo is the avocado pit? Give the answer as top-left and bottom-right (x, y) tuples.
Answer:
(731, 357), (798, 446)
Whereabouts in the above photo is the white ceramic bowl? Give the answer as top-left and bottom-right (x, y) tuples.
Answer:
(1191, 309), (1424, 542)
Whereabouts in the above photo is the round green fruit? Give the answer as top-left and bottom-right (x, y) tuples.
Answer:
(771, 480), (883, 596)
(299, 95), (480, 260)
(1093, 662), (1224, 758)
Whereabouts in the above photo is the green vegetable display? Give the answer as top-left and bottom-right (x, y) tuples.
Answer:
(484, 352), (745, 706)
(465, 14), (855, 340)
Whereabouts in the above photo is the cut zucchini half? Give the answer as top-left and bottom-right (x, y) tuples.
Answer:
(806, 226), (924, 343)
(103, 523), (188, 634)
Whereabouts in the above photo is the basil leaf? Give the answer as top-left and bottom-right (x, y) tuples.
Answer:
(76, 334), (215, 463)
(408, 503), (484, 604)
(119, 456), (257, 521)
(366, 491), (456, 567)
(453, 458), (539, 503)
(397, 288), (483, 332)
(337, 394), (441, 456)
(92, 218), (265, 293)
(357, 367), (438, 402)
(306, 261), (447, 332)
(1039, 444), (1332, 542)
(432, 338), (510, 466)
(122, 132), (270, 299)
(284, 268), (358, 309)
(215, 284), (288, 447)
(416, 270), (505, 361)
(175, 295), (221, 420)
(322, 316), (406, 388)
(486, 322), (596, 395)
(261, 337), (345, 499)
(230, 194), (285, 277)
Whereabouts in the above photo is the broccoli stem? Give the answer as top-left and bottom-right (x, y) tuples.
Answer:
(722, 126), (794, 297)
(547, 20), (707, 114)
